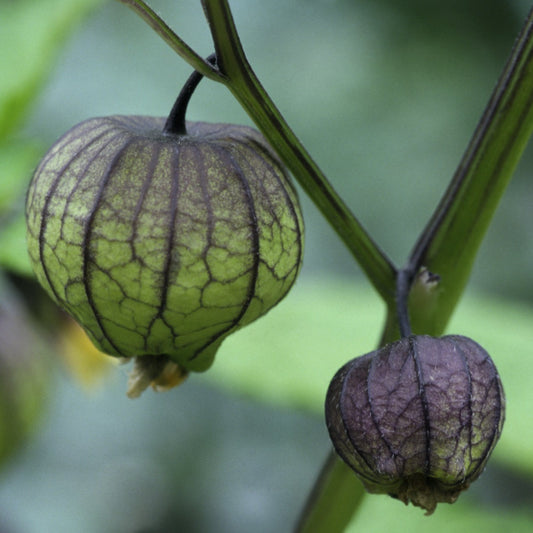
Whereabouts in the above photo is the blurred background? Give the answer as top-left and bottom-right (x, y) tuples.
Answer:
(1, 0), (533, 531)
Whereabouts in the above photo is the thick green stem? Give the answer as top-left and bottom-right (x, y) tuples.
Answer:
(201, 0), (396, 303)
(295, 452), (365, 533)
(407, 6), (533, 336)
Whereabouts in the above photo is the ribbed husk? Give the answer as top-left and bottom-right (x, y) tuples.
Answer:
(26, 116), (304, 382)
(325, 334), (505, 514)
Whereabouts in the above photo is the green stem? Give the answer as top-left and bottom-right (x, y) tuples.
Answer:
(295, 452), (365, 533)
(200, 0), (396, 302)
(406, 5), (533, 336)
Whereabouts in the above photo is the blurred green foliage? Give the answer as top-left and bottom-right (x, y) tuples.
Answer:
(0, 0), (532, 532)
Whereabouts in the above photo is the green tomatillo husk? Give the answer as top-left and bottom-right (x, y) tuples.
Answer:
(26, 116), (304, 396)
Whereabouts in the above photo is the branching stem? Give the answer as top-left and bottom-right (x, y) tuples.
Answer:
(115, 1), (533, 532)
(118, 0), (397, 302)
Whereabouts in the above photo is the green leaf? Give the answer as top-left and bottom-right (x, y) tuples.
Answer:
(206, 277), (533, 476)
(0, 0), (104, 141)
